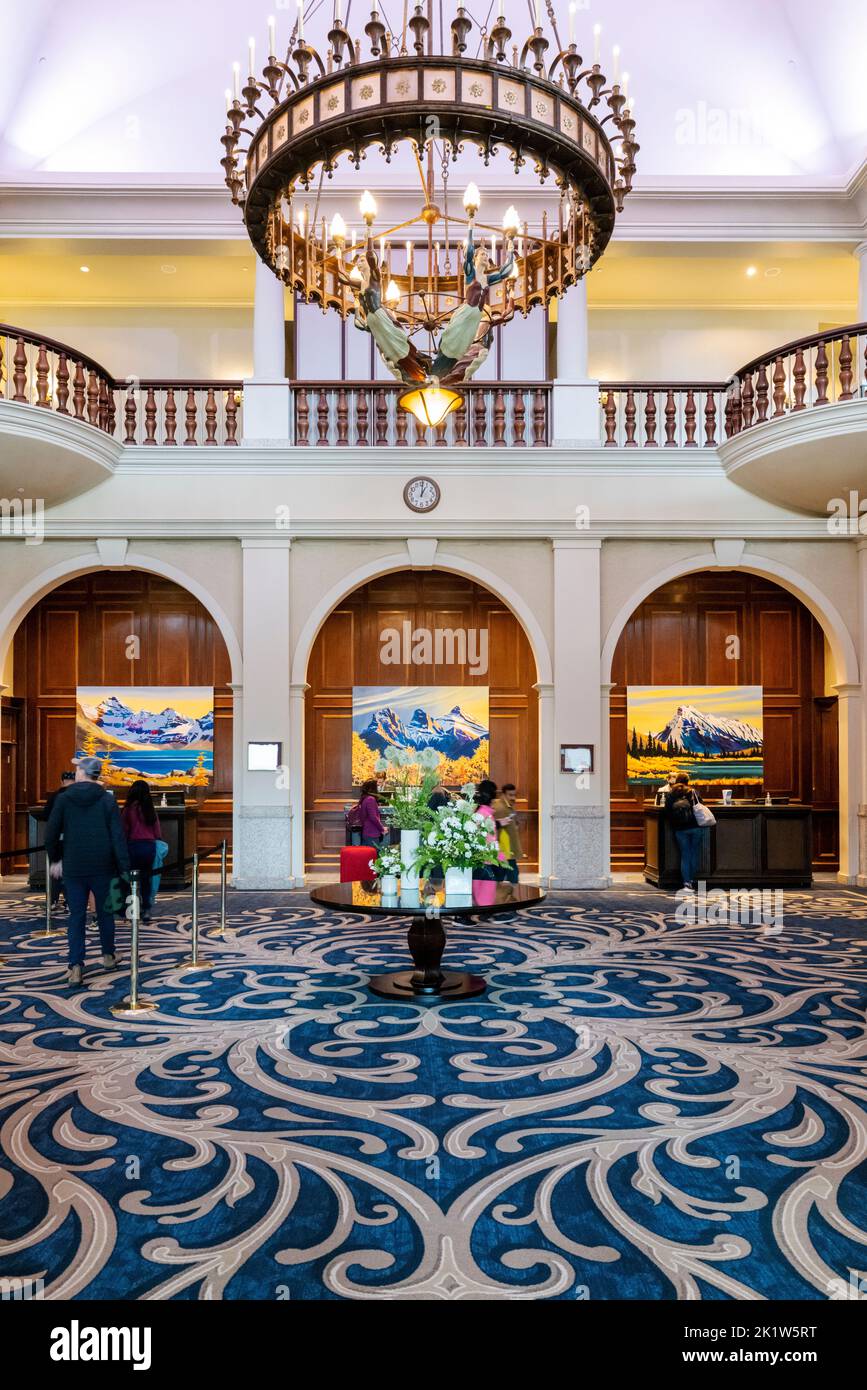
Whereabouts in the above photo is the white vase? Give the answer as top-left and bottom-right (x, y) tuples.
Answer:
(400, 829), (420, 888)
(380, 873), (398, 894)
(444, 866), (473, 895)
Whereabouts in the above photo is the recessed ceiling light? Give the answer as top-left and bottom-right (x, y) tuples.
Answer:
(764, 267), (781, 278)
(79, 265), (90, 273)
(745, 265), (758, 278)
(160, 264), (177, 274)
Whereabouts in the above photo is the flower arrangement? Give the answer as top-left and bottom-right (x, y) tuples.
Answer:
(374, 745), (443, 830)
(368, 844), (401, 879)
(413, 785), (505, 874)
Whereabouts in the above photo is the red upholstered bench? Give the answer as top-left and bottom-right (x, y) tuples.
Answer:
(340, 845), (377, 882)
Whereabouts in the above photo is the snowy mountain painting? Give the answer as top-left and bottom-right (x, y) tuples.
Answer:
(626, 686), (763, 786)
(75, 687), (214, 788)
(352, 686), (489, 785)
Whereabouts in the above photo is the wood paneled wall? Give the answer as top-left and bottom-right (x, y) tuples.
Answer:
(610, 572), (839, 872)
(305, 570), (539, 871)
(10, 573), (233, 861)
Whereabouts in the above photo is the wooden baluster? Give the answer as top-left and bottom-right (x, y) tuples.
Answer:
(434, 418), (448, 446)
(0, 336), (4, 397)
(814, 339), (829, 405)
(86, 371), (100, 425)
(414, 415), (428, 446)
(56, 354), (70, 415)
(72, 362), (86, 419)
(144, 387), (158, 445)
(740, 372), (754, 428)
(453, 397), (467, 446)
(838, 335), (854, 401)
(336, 387), (349, 445)
(164, 388), (178, 444)
(375, 387), (388, 445)
(225, 389), (239, 445)
(184, 388), (197, 444)
(724, 397), (733, 439)
(395, 400), (409, 446)
(624, 388), (637, 446)
(473, 390), (487, 446)
(512, 391), (526, 446)
(772, 356), (786, 416)
(602, 391), (617, 446)
(295, 388), (309, 445)
(124, 387), (137, 444)
(13, 337), (28, 401)
(317, 389), (330, 445)
(644, 390), (658, 446)
(35, 343), (50, 406)
(684, 389), (697, 446)
(532, 388), (546, 447)
(704, 390), (717, 446)
(204, 388), (218, 444)
(755, 364), (769, 422)
(731, 384), (743, 434)
(492, 388), (506, 444)
(663, 389), (677, 446)
(792, 348), (807, 410)
(106, 381), (117, 436)
(355, 388), (369, 445)
(97, 377), (109, 431)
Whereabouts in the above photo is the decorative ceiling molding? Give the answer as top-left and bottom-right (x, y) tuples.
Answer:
(1, 177), (865, 244)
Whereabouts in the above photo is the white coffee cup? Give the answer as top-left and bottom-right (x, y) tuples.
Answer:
(721, 789), (732, 805)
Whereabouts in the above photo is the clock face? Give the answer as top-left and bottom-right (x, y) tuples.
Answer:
(403, 476), (441, 513)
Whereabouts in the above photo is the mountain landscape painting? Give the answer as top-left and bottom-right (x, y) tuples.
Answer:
(626, 686), (763, 786)
(352, 686), (489, 785)
(75, 688), (214, 787)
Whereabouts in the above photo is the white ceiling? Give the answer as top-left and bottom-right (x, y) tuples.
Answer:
(0, 0), (865, 184)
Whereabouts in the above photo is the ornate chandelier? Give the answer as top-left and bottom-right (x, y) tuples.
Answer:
(221, 3), (638, 426)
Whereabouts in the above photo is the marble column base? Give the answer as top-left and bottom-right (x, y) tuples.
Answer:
(232, 805), (295, 889)
(548, 805), (611, 889)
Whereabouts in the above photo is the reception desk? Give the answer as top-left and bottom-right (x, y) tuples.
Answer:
(644, 804), (812, 889)
(28, 800), (198, 891)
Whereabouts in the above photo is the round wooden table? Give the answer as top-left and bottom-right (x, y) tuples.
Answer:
(309, 880), (547, 1001)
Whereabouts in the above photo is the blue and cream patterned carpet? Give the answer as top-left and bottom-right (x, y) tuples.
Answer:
(0, 886), (866, 1301)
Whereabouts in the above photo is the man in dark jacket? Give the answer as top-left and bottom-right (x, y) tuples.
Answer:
(45, 757), (131, 986)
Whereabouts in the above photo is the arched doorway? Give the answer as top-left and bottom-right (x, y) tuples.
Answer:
(2, 571), (233, 862)
(304, 568), (540, 873)
(607, 570), (841, 876)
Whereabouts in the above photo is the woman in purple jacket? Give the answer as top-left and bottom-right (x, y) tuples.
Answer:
(355, 778), (386, 849)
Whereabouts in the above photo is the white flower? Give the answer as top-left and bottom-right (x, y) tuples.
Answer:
(374, 757), (388, 773)
(461, 783), (476, 797)
(417, 747), (442, 769)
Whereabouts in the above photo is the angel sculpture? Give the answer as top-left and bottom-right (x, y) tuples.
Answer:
(430, 226), (515, 382)
(339, 250), (429, 384)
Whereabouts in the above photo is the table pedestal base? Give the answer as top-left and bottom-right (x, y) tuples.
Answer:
(368, 969), (486, 1001)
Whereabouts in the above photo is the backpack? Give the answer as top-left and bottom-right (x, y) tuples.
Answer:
(669, 791), (696, 830)
(346, 800), (364, 829)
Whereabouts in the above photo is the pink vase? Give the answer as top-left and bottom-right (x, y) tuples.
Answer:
(472, 879), (496, 907)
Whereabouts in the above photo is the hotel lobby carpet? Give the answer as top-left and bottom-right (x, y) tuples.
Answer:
(0, 887), (866, 1301)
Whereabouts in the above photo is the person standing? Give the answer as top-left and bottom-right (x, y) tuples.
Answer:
(33, 769), (74, 908)
(45, 757), (131, 986)
(354, 778), (387, 850)
(121, 781), (162, 924)
(663, 772), (704, 892)
(474, 779), (506, 880)
(492, 782), (522, 884)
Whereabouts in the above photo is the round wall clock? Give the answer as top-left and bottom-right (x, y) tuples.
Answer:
(403, 476), (441, 513)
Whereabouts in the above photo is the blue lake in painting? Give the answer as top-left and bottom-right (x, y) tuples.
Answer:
(630, 759), (763, 785)
(81, 750), (213, 776)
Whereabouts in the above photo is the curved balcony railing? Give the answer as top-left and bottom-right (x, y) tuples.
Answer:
(723, 323), (867, 436)
(0, 324), (117, 432)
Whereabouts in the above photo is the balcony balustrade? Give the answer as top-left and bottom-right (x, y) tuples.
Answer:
(2, 322), (865, 453)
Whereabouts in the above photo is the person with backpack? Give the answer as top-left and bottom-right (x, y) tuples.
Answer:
(349, 778), (386, 849)
(45, 757), (131, 986)
(121, 780), (162, 924)
(663, 771), (705, 892)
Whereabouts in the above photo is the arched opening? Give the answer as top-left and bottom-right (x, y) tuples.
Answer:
(1, 571), (233, 865)
(304, 568), (540, 874)
(607, 570), (841, 877)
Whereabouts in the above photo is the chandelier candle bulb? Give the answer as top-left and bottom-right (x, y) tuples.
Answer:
(360, 190), (377, 226)
(462, 182), (480, 217)
(622, 71), (629, 100)
(593, 23), (601, 63)
(297, 0), (304, 41)
(268, 15), (276, 55)
(534, 0), (542, 29)
(335, 0), (342, 20)
(232, 62), (240, 100)
(568, 3), (576, 45)
(330, 212), (347, 248)
(248, 36), (255, 76)
(613, 44), (620, 83)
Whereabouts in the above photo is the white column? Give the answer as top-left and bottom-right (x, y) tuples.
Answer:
(289, 682), (309, 887)
(854, 537), (867, 884)
(534, 681), (555, 885)
(552, 278), (600, 446)
(855, 242), (867, 325)
(232, 538), (293, 887)
(548, 538), (608, 887)
(0, 683), (6, 882)
(834, 683), (861, 884)
(242, 257), (290, 442)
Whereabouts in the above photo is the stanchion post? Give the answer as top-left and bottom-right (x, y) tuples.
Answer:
(32, 850), (63, 938)
(111, 870), (157, 1016)
(207, 838), (231, 937)
(181, 850), (212, 970)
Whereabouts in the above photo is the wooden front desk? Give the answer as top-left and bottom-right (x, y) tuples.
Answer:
(28, 800), (198, 890)
(644, 804), (812, 889)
